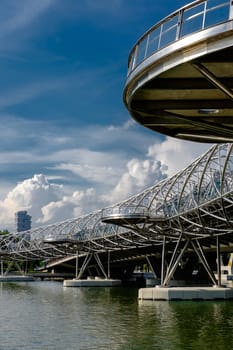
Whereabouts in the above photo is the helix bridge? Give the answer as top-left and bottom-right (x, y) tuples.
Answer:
(1, 0), (233, 289)
(1, 143), (233, 285)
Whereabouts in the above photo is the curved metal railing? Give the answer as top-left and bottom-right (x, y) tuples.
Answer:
(127, 0), (232, 76)
(101, 205), (149, 220)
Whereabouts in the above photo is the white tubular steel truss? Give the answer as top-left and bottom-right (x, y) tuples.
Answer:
(1, 143), (233, 261)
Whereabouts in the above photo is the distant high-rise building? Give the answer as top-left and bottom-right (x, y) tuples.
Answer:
(15, 211), (31, 232)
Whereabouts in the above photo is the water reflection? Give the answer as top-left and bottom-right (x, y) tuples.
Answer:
(0, 282), (233, 349)
(138, 300), (233, 350)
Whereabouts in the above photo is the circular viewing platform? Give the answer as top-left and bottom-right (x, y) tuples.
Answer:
(123, 0), (233, 143)
(101, 206), (149, 225)
(43, 235), (75, 244)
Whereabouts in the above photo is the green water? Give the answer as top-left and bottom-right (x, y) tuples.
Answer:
(0, 282), (233, 349)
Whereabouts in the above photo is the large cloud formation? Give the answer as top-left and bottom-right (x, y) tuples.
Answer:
(0, 158), (167, 231)
(0, 138), (210, 232)
(0, 174), (62, 230)
(0, 161), (167, 231)
(148, 138), (210, 176)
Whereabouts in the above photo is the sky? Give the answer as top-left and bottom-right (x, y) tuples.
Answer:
(0, 0), (212, 231)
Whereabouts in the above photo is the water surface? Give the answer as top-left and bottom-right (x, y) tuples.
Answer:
(0, 282), (233, 349)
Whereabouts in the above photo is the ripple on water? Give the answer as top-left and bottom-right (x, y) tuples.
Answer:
(1, 282), (233, 350)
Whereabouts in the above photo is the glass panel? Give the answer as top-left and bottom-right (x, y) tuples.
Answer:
(206, 0), (228, 9)
(181, 14), (203, 36)
(147, 28), (160, 57)
(182, 3), (205, 21)
(180, 3), (205, 37)
(135, 37), (147, 66)
(159, 26), (177, 49)
(163, 14), (179, 31)
(157, 14), (179, 49)
(205, 6), (229, 27)
(128, 51), (136, 74)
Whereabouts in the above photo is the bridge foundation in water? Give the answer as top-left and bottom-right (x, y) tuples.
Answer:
(139, 286), (233, 301)
(63, 277), (121, 287)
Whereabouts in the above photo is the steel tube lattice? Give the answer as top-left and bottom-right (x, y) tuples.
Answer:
(1, 143), (233, 261)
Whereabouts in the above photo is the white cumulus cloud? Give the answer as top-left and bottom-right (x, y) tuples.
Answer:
(106, 158), (167, 203)
(38, 188), (103, 224)
(0, 174), (63, 231)
(0, 138), (211, 232)
(148, 138), (211, 177)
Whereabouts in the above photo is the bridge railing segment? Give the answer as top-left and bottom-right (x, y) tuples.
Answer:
(101, 205), (149, 223)
(127, 0), (232, 76)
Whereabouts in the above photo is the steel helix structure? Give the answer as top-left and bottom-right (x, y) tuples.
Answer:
(1, 143), (233, 261)
(1, 0), (233, 269)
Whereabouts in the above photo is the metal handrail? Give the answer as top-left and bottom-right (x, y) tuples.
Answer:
(101, 205), (148, 218)
(127, 0), (232, 75)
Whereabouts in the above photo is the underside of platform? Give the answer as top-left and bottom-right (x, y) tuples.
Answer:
(124, 4), (233, 143)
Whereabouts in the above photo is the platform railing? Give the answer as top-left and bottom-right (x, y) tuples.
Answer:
(101, 205), (148, 219)
(127, 0), (232, 76)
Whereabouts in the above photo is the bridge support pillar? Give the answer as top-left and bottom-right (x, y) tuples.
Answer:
(76, 252), (93, 279)
(3, 261), (25, 277)
(64, 250), (122, 287)
(75, 251), (79, 279)
(75, 251), (111, 280)
(161, 236), (166, 285)
(146, 256), (158, 279)
(216, 236), (221, 287)
(0, 260), (3, 276)
(163, 236), (189, 286)
(161, 236), (218, 287)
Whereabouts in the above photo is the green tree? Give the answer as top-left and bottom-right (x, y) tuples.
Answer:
(0, 229), (10, 235)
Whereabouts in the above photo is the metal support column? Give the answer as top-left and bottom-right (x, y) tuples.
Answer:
(94, 253), (108, 279)
(161, 236), (166, 285)
(146, 256), (157, 278)
(1, 260), (3, 276)
(163, 239), (190, 286)
(192, 62), (233, 100)
(77, 253), (93, 280)
(24, 261), (28, 275)
(163, 234), (183, 286)
(191, 240), (217, 286)
(107, 251), (111, 279)
(75, 251), (79, 279)
(216, 236), (221, 287)
(230, 1), (233, 19)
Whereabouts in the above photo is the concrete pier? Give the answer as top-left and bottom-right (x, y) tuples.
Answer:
(64, 277), (121, 287)
(139, 286), (233, 301)
(0, 275), (35, 282)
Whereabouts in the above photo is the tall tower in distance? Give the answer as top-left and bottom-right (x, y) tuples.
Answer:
(15, 211), (32, 233)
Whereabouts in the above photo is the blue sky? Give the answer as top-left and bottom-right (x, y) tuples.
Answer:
(0, 0), (211, 230)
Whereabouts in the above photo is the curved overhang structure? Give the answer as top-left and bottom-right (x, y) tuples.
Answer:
(123, 0), (233, 143)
